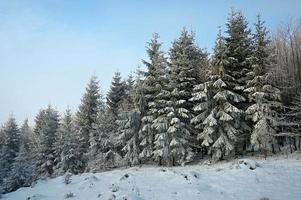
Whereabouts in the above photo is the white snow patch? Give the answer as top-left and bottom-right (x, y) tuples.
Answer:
(3, 153), (301, 200)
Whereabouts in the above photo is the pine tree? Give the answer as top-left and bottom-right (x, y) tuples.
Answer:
(35, 105), (60, 177)
(3, 143), (34, 193)
(117, 110), (141, 166)
(193, 29), (246, 160)
(75, 75), (101, 156)
(190, 28), (226, 156)
(20, 119), (32, 154)
(245, 15), (282, 158)
(119, 73), (135, 112)
(0, 116), (20, 185)
(224, 9), (253, 152)
(56, 109), (83, 174)
(167, 30), (206, 165)
(31, 109), (46, 154)
(139, 33), (168, 163)
(107, 71), (126, 118)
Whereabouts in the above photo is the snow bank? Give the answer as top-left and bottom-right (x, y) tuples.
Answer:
(3, 155), (301, 200)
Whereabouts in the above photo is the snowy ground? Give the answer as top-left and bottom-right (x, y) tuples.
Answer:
(3, 153), (301, 200)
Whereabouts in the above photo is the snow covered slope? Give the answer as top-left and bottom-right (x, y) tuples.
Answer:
(3, 154), (301, 200)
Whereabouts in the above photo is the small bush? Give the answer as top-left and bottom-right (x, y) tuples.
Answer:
(64, 172), (72, 185)
(65, 192), (75, 198)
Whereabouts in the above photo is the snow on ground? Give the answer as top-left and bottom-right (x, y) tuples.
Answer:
(3, 153), (301, 200)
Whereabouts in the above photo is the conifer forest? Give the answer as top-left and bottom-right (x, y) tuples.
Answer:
(1, 7), (301, 198)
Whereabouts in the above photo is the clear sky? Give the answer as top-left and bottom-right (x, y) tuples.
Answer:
(1, 0), (301, 125)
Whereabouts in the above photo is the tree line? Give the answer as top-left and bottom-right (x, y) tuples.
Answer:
(0, 9), (301, 194)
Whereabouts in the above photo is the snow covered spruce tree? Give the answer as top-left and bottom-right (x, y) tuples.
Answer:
(167, 30), (207, 165)
(117, 70), (150, 166)
(103, 71), (126, 155)
(138, 33), (169, 163)
(245, 15), (282, 158)
(194, 29), (246, 161)
(54, 108), (83, 175)
(0, 116), (20, 188)
(224, 9), (253, 152)
(3, 142), (34, 193)
(19, 119), (32, 153)
(75, 75), (102, 170)
(142, 34), (173, 166)
(190, 28), (225, 157)
(117, 101), (141, 166)
(31, 109), (46, 155)
(107, 71), (127, 118)
(86, 72), (127, 171)
(35, 105), (60, 177)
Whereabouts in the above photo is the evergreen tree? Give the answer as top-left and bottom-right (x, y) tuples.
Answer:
(31, 109), (46, 154)
(118, 110), (141, 166)
(3, 143), (34, 193)
(119, 73), (135, 112)
(224, 9), (253, 152)
(167, 30), (206, 164)
(245, 15), (282, 158)
(75, 75), (101, 155)
(107, 71), (126, 118)
(139, 33), (168, 163)
(56, 109), (83, 174)
(193, 29), (246, 160)
(35, 105), (60, 177)
(20, 119), (32, 153)
(190, 28), (226, 156)
(0, 116), (20, 185)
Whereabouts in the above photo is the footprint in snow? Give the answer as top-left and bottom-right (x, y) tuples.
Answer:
(110, 184), (119, 192)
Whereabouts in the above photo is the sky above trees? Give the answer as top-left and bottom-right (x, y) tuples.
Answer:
(0, 0), (301, 124)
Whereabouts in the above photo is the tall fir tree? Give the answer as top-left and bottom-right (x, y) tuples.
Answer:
(56, 108), (83, 174)
(245, 15), (282, 158)
(167, 30), (206, 165)
(224, 9), (253, 152)
(32, 109), (46, 155)
(20, 119), (32, 155)
(3, 143), (34, 193)
(192, 29), (246, 160)
(35, 105), (60, 177)
(75, 75), (101, 157)
(190, 28), (226, 156)
(107, 71), (126, 118)
(0, 116), (20, 185)
(139, 33), (168, 163)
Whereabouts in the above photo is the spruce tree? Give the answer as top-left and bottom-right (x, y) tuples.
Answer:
(3, 143), (34, 193)
(0, 116), (20, 184)
(32, 109), (46, 154)
(35, 105), (60, 177)
(193, 29), (246, 160)
(139, 33), (168, 163)
(224, 9), (253, 152)
(167, 30), (206, 165)
(107, 71), (126, 118)
(20, 119), (32, 154)
(118, 110), (141, 166)
(75, 75), (101, 155)
(245, 15), (282, 158)
(56, 109), (83, 174)
(190, 28), (225, 156)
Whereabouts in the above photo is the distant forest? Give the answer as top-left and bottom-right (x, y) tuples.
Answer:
(1, 9), (301, 194)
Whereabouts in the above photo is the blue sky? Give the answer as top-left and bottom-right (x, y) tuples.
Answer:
(0, 0), (301, 125)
